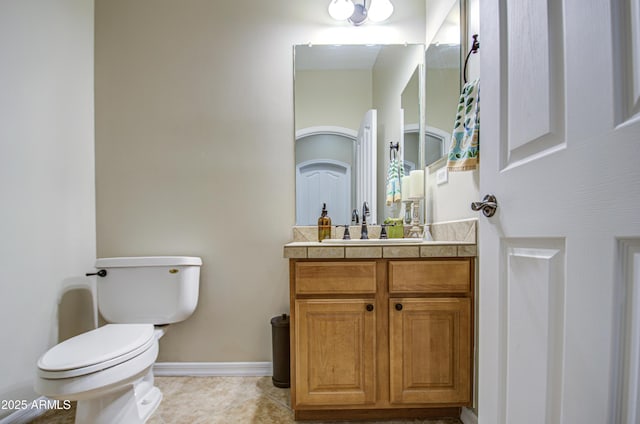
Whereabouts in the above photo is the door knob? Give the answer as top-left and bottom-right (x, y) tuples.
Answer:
(471, 194), (498, 217)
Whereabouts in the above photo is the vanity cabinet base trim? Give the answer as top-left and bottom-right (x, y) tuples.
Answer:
(294, 407), (461, 421)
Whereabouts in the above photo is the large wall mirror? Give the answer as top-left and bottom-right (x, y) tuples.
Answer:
(425, 0), (463, 167)
(294, 44), (425, 226)
(402, 67), (422, 175)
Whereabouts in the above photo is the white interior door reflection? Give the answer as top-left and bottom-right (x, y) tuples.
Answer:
(295, 159), (351, 226)
(355, 109), (377, 224)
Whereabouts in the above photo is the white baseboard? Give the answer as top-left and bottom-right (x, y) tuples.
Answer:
(153, 361), (273, 377)
(460, 407), (478, 424)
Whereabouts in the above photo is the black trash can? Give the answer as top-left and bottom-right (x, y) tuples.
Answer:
(270, 313), (290, 388)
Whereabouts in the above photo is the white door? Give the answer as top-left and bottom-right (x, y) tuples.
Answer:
(478, 1), (640, 424)
(296, 160), (351, 225)
(355, 109), (377, 224)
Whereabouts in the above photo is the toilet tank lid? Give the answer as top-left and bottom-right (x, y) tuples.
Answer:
(96, 256), (203, 268)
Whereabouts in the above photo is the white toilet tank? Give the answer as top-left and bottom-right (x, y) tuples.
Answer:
(94, 256), (202, 325)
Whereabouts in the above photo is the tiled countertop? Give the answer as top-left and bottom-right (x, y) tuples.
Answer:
(283, 240), (476, 259)
(284, 219), (478, 259)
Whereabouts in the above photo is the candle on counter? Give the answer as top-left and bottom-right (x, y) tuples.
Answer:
(401, 175), (411, 202)
(409, 170), (424, 199)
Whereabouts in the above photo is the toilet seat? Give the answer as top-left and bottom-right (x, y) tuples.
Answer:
(37, 324), (155, 379)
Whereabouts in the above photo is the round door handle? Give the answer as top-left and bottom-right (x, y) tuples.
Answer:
(395, 303), (403, 311)
(366, 304), (374, 312)
(471, 194), (498, 217)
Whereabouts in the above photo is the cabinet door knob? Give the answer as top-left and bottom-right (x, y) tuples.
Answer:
(366, 304), (374, 312)
(395, 303), (403, 311)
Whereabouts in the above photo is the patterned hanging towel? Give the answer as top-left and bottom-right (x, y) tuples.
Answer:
(447, 79), (480, 172)
(386, 157), (404, 205)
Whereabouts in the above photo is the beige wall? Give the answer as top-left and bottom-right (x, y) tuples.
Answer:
(0, 0), (95, 417)
(426, 67), (460, 134)
(402, 70), (421, 126)
(295, 69), (373, 131)
(95, 0), (426, 362)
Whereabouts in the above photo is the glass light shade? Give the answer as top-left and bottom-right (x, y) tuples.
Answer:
(328, 0), (355, 21)
(367, 0), (394, 22)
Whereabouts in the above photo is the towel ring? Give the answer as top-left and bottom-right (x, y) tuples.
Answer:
(463, 34), (480, 84)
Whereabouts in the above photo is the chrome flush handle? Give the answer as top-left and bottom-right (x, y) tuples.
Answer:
(471, 194), (498, 217)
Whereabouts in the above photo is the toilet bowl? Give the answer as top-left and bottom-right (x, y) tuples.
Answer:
(36, 324), (163, 423)
(35, 257), (202, 424)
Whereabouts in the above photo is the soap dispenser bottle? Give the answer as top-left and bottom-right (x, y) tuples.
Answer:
(317, 203), (332, 242)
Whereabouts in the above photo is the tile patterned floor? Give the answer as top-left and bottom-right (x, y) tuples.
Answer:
(29, 376), (463, 423)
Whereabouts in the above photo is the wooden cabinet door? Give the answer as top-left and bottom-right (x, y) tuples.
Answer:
(389, 298), (471, 405)
(294, 299), (376, 407)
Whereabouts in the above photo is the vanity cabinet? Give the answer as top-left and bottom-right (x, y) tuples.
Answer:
(295, 298), (376, 406)
(388, 260), (472, 405)
(289, 257), (474, 421)
(292, 261), (378, 408)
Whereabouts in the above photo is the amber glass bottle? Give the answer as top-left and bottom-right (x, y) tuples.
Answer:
(317, 203), (332, 242)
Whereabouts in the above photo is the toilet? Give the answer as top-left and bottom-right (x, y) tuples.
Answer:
(35, 256), (202, 424)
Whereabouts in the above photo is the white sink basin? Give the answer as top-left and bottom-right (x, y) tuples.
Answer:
(320, 238), (422, 245)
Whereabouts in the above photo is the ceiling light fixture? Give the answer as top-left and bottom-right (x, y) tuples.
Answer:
(367, 0), (394, 22)
(328, 0), (394, 26)
(328, 0), (355, 21)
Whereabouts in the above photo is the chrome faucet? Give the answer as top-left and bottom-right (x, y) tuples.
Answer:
(360, 202), (370, 239)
